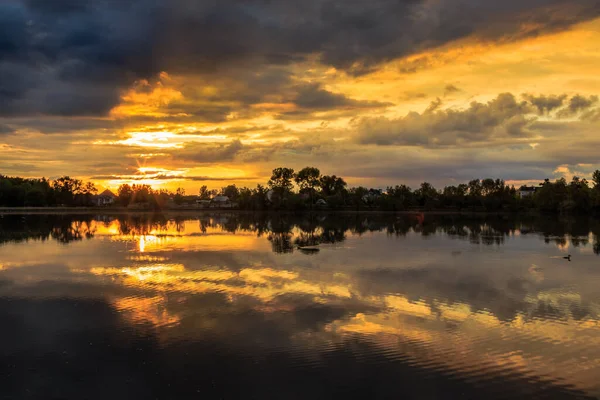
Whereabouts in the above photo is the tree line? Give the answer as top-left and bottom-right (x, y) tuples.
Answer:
(3, 168), (600, 213)
(0, 175), (98, 207)
(0, 176), (183, 209)
(191, 167), (600, 214)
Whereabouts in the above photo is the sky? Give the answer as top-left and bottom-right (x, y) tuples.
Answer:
(1, 0), (600, 192)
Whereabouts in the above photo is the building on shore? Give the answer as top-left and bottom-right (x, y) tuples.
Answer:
(518, 186), (538, 198)
(210, 195), (234, 208)
(94, 189), (116, 206)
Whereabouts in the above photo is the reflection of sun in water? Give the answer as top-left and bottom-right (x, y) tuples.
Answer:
(139, 236), (147, 252)
(138, 235), (164, 253)
(137, 234), (179, 253)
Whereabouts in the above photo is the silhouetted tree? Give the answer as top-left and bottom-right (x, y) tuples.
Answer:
(220, 185), (240, 201)
(268, 167), (295, 208)
(174, 187), (185, 205)
(295, 167), (321, 207)
(117, 184), (133, 206)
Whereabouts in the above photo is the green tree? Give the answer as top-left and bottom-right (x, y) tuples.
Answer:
(268, 167), (295, 207)
(220, 184), (240, 201)
(415, 182), (438, 208)
(174, 187), (185, 205)
(593, 170), (600, 188)
(74, 182), (97, 206)
(349, 186), (369, 210)
(24, 188), (47, 206)
(320, 175), (347, 197)
(198, 185), (216, 200)
(295, 167), (321, 207)
(269, 168), (295, 193)
(387, 184), (413, 209)
(295, 167), (320, 192)
(117, 184), (133, 206)
(568, 176), (591, 213)
(53, 176), (84, 206)
(534, 178), (568, 212)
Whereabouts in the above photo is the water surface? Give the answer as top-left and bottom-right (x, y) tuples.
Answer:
(1, 213), (600, 399)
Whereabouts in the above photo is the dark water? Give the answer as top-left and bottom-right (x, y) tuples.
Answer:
(1, 213), (600, 399)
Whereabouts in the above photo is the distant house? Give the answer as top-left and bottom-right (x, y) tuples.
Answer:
(315, 199), (328, 207)
(94, 189), (116, 206)
(211, 195), (233, 208)
(518, 186), (538, 198)
(196, 199), (211, 208)
(266, 190), (274, 203)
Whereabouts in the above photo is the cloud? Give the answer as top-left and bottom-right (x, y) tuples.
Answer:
(292, 83), (388, 110)
(400, 92), (428, 101)
(89, 174), (254, 182)
(582, 109), (600, 122)
(557, 94), (599, 117)
(2, 0), (599, 116)
(0, 117), (117, 134)
(0, 124), (15, 135)
(522, 94), (567, 115)
(354, 92), (600, 148)
(355, 93), (535, 147)
(444, 84), (462, 96)
(273, 82), (390, 120)
(176, 139), (245, 163)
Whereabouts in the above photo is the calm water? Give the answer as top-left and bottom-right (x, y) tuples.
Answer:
(1, 213), (600, 399)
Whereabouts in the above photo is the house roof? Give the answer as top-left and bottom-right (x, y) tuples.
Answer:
(98, 189), (116, 198)
(518, 186), (537, 192)
(212, 195), (230, 202)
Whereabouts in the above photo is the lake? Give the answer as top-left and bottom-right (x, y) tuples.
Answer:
(1, 213), (599, 399)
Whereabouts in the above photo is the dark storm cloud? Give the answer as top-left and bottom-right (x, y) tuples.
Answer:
(273, 82), (390, 120)
(292, 83), (389, 110)
(0, 124), (15, 135)
(1, 0), (599, 117)
(0, 116), (117, 134)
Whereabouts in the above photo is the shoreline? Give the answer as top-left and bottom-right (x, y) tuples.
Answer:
(0, 206), (542, 216)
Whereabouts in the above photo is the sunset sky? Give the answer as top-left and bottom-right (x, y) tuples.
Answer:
(1, 0), (600, 192)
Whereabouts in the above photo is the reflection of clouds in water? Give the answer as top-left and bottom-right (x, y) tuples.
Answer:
(114, 296), (181, 328)
(528, 264), (545, 283)
(2, 214), (600, 396)
(89, 264), (352, 303)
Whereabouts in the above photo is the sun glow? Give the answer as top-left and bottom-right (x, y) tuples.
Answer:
(117, 131), (185, 148)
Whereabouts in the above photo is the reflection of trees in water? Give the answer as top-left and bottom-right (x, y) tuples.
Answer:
(293, 227), (347, 248)
(50, 219), (95, 244)
(267, 232), (294, 254)
(0, 215), (55, 244)
(1, 213), (600, 255)
(0, 215), (95, 245)
(116, 215), (170, 236)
